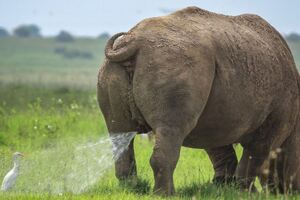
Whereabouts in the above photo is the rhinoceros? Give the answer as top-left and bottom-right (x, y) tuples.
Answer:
(97, 6), (300, 195)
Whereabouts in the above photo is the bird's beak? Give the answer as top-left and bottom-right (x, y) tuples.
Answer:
(20, 153), (25, 157)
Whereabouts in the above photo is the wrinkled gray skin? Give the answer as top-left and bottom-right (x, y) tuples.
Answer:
(97, 7), (300, 195)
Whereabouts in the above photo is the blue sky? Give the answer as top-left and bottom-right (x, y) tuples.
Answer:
(0, 0), (299, 36)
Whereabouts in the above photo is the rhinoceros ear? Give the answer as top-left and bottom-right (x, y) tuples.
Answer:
(105, 32), (138, 62)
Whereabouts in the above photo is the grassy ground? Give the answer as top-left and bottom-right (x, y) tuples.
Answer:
(1, 85), (299, 200)
(0, 37), (105, 89)
(0, 37), (300, 199)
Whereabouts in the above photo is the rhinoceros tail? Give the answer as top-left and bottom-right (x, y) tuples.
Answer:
(105, 32), (138, 62)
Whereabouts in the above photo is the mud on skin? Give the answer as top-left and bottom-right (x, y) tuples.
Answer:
(98, 6), (300, 196)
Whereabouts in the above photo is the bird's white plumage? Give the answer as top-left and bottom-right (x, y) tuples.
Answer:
(1, 152), (24, 192)
(1, 168), (18, 191)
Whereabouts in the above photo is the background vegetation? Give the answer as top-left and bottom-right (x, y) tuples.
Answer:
(0, 27), (299, 199)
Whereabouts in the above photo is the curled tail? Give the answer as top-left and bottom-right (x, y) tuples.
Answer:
(105, 32), (138, 62)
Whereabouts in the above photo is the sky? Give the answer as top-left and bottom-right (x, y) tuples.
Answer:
(0, 0), (299, 36)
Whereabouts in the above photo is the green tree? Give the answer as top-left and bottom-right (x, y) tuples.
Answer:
(286, 33), (300, 42)
(98, 32), (110, 40)
(13, 24), (41, 37)
(0, 27), (9, 38)
(55, 31), (74, 42)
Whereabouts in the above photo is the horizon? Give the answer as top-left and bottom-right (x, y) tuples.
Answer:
(1, 0), (300, 36)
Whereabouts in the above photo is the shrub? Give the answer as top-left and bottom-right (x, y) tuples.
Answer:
(54, 47), (94, 60)
(54, 47), (66, 54)
(80, 51), (94, 59)
(63, 49), (80, 58)
(55, 31), (74, 42)
(13, 24), (41, 37)
(0, 27), (9, 38)
(98, 32), (110, 40)
(286, 33), (300, 42)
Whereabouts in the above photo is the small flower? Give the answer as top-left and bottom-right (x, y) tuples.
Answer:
(275, 148), (282, 154)
(57, 98), (63, 104)
(270, 151), (277, 159)
(70, 103), (79, 110)
(45, 124), (58, 133)
(46, 124), (53, 129)
(262, 168), (270, 175)
(33, 126), (38, 130)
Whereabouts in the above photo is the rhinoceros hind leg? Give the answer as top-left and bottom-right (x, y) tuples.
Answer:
(275, 122), (300, 194)
(259, 127), (300, 194)
(236, 96), (298, 193)
(206, 145), (238, 185)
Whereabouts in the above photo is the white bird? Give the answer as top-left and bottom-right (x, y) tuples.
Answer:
(1, 152), (24, 191)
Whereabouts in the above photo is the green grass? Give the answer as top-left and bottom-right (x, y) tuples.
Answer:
(0, 85), (299, 200)
(0, 37), (105, 89)
(0, 37), (300, 199)
(0, 85), (214, 199)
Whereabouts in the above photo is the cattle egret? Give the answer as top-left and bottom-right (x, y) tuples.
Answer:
(1, 152), (24, 191)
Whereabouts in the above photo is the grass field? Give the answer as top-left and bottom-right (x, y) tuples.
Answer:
(0, 37), (105, 89)
(0, 37), (300, 199)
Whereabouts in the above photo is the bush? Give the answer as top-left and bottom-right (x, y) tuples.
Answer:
(63, 49), (80, 58)
(54, 47), (66, 54)
(0, 27), (9, 38)
(286, 33), (300, 42)
(54, 47), (94, 59)
(13, 24), (40, 37)
(80, 51), (94, 59)
(98, 32), (110, 40)
(55, 31), (74, 42)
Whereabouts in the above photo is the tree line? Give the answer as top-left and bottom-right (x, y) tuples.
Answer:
(0, 25), (110, 42)
(0, 24), (299, 42)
